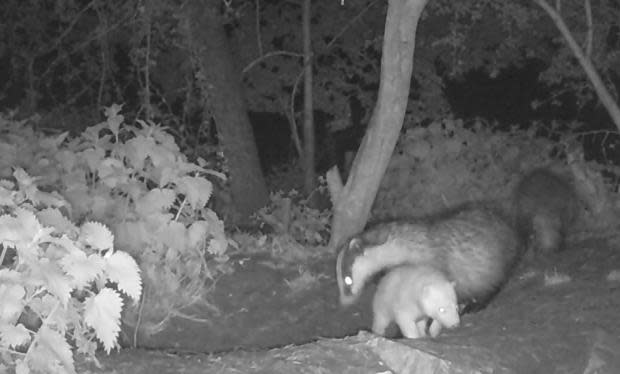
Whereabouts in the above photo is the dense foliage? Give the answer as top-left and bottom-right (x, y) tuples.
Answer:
(0, 106), (230, 353)
(1, 0), (618, 160)
(0, 167), (142, 373)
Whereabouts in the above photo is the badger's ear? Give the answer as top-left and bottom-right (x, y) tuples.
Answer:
(347, 237), (368, 256)
(360, 226), (390, 246)
(348, 237), (363, 250)
(373, 229), (390, 245)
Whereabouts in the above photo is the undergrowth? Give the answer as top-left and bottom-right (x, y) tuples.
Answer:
(372, 117), (617, 221)
(0, 105), (232, 353)
(0, 168), (141, 374)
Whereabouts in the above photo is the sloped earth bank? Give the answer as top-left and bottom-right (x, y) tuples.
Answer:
(78, 235), (620, 374)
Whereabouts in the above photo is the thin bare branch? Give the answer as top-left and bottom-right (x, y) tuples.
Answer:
(45, 0), (98, 55)
(255, 0), (264, 56)
(533, 0), (620, 132)
(242, 51), (304, 74)
(325, 0), (380, 50)
(584, 0), (592, 57)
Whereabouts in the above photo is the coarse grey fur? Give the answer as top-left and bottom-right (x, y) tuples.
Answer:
(336, 202), (523, 309)
(513, 168), (578, 255)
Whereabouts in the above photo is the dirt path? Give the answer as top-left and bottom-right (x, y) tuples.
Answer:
(78, 235), (620, 373)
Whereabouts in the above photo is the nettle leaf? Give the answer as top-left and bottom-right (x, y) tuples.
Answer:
(176, 176), (213, 210)
(14, 208), (55, 246)
(13, 168), (40, 203)
(90, 193), (113, 220)
(146, 143), (177, 169)
(34, 326), (75, 374)
(208, 236), (228, 257)
(104, 251), (142, 301)
(49, 236), (82, 258)
(157, 166), (178, 187)
(103, 104), (124, 136)
(80, 147), (106, 173)
(113, 220), (149, 253)
(28, 294), (56, 323)
(36, 259), (72, 307)
(79, 222), (114, 252)
(128, 125), (179, 169)
(15, 360), (29, 374)
(187, 221), (208, 248)
(137, 121), (180, 154)
(123, 135), (152, 171)
(0, 323), (31, 348)
(36, 190), (67, 210)
(0, 184), (15, 206)
(201, 211), (228, 256)
(59, 251), (105, 289)
(97, 158), (129, 189)
(55, 149), (78, 172)
(63, 184), (90, 218)
(84, 288), (122, 354)
(37, 208), (77, 236)
(0, 269), (21, 282)
(135, 188), (175, 216)
(0, 215), (25, 252)
(74, 330), (98, 357)
(161, 221), (186, 252)
(0, 283), (25, 322)
(39, 131), (69, 151)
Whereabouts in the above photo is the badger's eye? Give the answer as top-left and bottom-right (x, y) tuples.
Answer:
(439, 307), (446, 313)
(344, 276), (353, 286)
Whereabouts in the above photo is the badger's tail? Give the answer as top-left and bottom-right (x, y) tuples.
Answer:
(511, 168), (578, 255)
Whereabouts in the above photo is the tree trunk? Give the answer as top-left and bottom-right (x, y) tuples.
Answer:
(302, 0), (316, 195)
(327, 0), (429, 250)
(183, 0), (269, 222)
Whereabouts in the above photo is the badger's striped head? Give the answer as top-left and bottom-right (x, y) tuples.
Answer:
(336, 226), (394, 306)
(336, 237), (368, 306)
(336, 221), (428, 306)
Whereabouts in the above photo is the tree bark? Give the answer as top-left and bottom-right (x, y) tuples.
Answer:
(327, 0), (430, 250)
(302, 0), (316, 195)
(183, 0), (269, 222)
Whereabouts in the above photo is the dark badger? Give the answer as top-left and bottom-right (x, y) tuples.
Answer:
(512, 168), (578, 256)
(336, 202), (523, 310)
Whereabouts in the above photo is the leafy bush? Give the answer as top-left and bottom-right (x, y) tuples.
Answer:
(0, 106), (232, 341)
(230, 183), (331, 263)
(256, 188), (331, 246)
(373, 118), (585, 218)
(0, 168), (141, 374)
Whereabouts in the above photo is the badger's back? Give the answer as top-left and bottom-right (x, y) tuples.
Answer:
(429, 203), (522, 304)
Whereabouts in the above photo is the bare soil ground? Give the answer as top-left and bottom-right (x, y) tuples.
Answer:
(77, 234), (620, 374)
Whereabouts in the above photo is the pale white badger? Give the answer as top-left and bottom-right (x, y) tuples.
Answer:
(513, 168), (578, 256)
(372, 264), (460, 339)
(336, 202), (522, 310)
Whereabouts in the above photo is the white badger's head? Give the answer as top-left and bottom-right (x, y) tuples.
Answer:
(421, 280), (460, 329)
